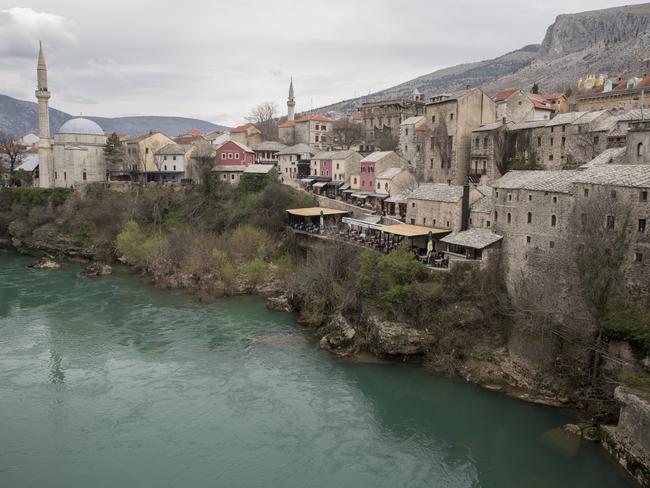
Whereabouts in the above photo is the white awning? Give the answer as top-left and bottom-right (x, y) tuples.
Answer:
(313, 181), (328, 189)
(342, 217), (384, 230)
(351, 193), (368, 199)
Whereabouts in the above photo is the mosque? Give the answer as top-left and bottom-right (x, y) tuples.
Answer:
(36, 42), (107, 188)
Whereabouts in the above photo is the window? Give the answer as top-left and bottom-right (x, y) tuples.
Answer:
(562, 125), (566, 132)
(231, 174), (235, 180)
(550, 126), (554, 133)
(411, 202), (416, 208)
(164, 165), (167, 170)
(446, 221), (450, 227)
(385, 183), (389, 190)
(377, 182), (380, 190)
(550, 137), (554, 146)
(527, 212), (532, 224)
(641, 190), (648, 201)
(495, 191), (499, 198)
(494, 211), (498, 222)
(528, 194), (532, 201)
(417, 144), (420, 152)
(526, 236), (531, 244)
(507, 213), (512, 223)
(549, 154), (554, 161)
(611, 190), (617, 199)
(410, 218), (415, 225)
(638, 142), (644, 156)
(164, 155), (167, 161)
(483, 137), (487, 148)
(549, 241), (555, 249)
(606, 215), (615, 229)
(353, 178), (357, 184)
(431, 115), (436, 123)
(584, 188), (589, 197)
(173, 156), (176, 160)
(508, 193), (512, 201)
(55, 172), (58, 179)
(450, 113), (454, 120)
(145, 148), (149, 154)
(82, 171), (87, 181)
(561, 137), (566, 147)
(173, 165), (176, 171)
(221, 153), (226, 159)
(423, 218), (427, 225)
(636, 252), (644, 263)
(551, 214), (557, 227)
(336, 163), (339, 170)
(486, 221), (491, 228)
(639, 219), (647, 233)
(593, 136), (599, 145)
(405, 145), (408, 152)
(64, 172), (67, 180)
(315, 135), (319, 142)
(553, 196), (557, 203)
(405, 129), (409, 136)
(537, 137), (541, 147)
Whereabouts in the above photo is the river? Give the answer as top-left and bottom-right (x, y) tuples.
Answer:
(0, 254), (636, 487)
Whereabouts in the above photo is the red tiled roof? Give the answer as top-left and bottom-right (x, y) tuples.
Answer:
(637, 75), (650, 89)
(174, 135), (200, 144)
(537, 93), (565, 101)
(279, 120), (295, 128)
(187, 128), (203, 137)
(494, 89), (517, 102)
(231, 123), (254, 133)
(296, 114), (331, 123)
(532, 100), (553, 111)
(351, 112), (363, 120)
(613, 80), (628, 91)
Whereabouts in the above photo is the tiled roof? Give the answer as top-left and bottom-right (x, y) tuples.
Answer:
(494, 89), (518, 102)
(546, 112), (588, 126)
(401, 116), (425, 126)
(243, 164), (275, 174)
(278, 120), (296, 128)
(312, 150), (359, 160)
(296, 114), (331, 123)
(574, 110), (608, 125)
(220, 140), (254, 153)
(476, 184), (493, 197)
(277, 143), (314, 155)
(537, 93), (565, 101)
(376, 167), (405, 179)
(212, 165), (246, 172)
(360, 151), (396, 163)
(441, 228), (502, 249)
(579, 147), (626, 169)
(406, 183), (464, 202)
(470, 195), (493, 214)
(490, 170), (582, 193)
(509, 120), (548, 130)
(156, 143), (190, 155)
(231, 123), (255, 133)
(572, 165), (650, 189)
(252, 141), (287, 152)
(473, 121), (507, 132)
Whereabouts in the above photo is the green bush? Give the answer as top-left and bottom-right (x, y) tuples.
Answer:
(115, 220), (162, 268)
(241, 258), (267, 290)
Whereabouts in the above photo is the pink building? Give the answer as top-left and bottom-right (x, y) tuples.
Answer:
(360, 161), (376, 192)
(320, 158), (332, 178)
(215, 141), (255, 166)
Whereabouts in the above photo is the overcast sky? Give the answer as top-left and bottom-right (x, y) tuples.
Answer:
(0, 0), (645, 126)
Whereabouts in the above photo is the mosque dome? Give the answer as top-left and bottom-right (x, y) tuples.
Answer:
(57, 117), (104, 136)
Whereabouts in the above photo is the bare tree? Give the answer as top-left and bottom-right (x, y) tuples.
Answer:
(332, 118), (365, 149)
(568, 124), (605, 168)
(246, 101), (279, 141)
(0, 131), (24, 183)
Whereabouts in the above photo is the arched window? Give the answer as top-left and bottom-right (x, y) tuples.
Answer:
(507, 213), (512, 223)
(638, 142), (645, 157)
(551, 214), (557, 227)
(527, 212), (532, 224)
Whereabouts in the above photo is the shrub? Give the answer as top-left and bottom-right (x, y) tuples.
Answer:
(241, 258), (267, 291)
(115, 220), (162, 268)
(228, 224), (271, 262)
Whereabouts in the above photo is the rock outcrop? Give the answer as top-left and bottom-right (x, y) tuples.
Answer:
(81, 262), (112, 277)
(367, 317), (435, 357)
(266, 295), (293, 313)
(319, 314), (358, 357)
(28, 256), (60, 269)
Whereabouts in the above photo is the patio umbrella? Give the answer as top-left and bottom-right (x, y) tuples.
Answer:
(426, 230), (434, 255)
(319, 210), (324, 233)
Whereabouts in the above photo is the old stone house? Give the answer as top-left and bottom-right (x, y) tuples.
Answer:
(375, 167), (417, 196)
(359, 151), (408, 194)
(252, 141), (287, 164)
(405, 183), (483, 231)
(399, 115), (427, 175)
(423, 89), (496, 185)
(277, 143), (314, 181)
(309, 150), (362, 181)
(574, 75), (650, 112)
(230, 124), (263, 148)
(123, 132), (175, 177)
(494, 89), (554, 123)
(279, 115), (333, 150)
(153, 143), (193, 182)
(361, 93), (425, 151)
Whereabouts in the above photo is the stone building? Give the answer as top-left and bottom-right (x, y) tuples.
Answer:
(494, 89), (554, 123)
(574, 75), (650, 112)
(361, 93), (425, 151)
(398, 115), (427, 174)
(123, 132), (175, 178)
(309, 150), (362, 181)
(230, 124), (263, 148)
(359, 151), (408, 194)
(469, 120), (512, 184)
(405, 183), (483, 231)
(153, 143), (193, 182)
(35, 43), (108, 188)
(252, 141), (287, 164)
(423, 89), (496, 185)
(279, 115), (333, 150)
(277, 143), (314, 181)
(375, 167), (416, 196)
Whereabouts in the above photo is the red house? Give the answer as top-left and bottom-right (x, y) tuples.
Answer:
(360, 161), (375, 192)
(215, 141), (255, 166)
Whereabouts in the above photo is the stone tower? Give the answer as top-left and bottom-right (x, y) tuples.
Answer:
(287, 78), (295, 121)
(36, 41), (53, 188)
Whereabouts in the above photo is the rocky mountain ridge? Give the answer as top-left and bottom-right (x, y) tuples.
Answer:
(314, 3), (650, 114)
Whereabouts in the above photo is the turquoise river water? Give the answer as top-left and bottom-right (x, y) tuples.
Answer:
(0, 254), (637, 487)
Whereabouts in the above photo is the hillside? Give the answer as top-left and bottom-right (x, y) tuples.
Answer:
(315, 3), (650, 114)
(0, 94), (229, 137)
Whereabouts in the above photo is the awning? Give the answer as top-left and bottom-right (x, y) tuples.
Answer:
(367, 193), (388, 199)
(379, 223), (450, 238)
(385, 194), (407, 204)
(326, 180), (344, 187)
(313, 182), (328, 189)
(351, 193), (368, 199)
(342, 216), (384, 230)
(340, 183), (351, 190)
(300, 178), (316, 184)
(287, 207), (350, 217)
(342, 189), (354, 194)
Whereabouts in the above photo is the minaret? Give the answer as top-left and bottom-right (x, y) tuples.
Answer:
(36, 41), (54, 188)
(287, 77), (295, 121)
